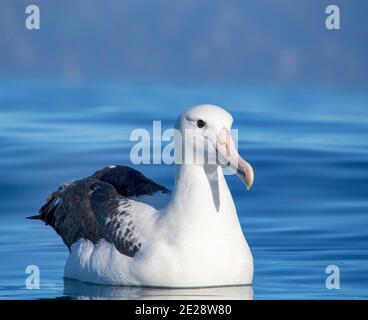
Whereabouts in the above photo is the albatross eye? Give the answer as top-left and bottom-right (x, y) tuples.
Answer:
(196, 119), (206, 128)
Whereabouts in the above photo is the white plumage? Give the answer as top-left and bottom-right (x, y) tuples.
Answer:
(38, 104), (255, 287)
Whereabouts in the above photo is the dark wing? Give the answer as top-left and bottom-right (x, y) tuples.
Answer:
(89, 180), (143, 256)
(92, 165), (169, 197)
(34, 165), (169, 257)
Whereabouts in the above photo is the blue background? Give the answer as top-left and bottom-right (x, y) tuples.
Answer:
(0, 1), (367, 299)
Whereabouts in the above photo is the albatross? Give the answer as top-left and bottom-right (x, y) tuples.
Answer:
(31, 104), (255, 287)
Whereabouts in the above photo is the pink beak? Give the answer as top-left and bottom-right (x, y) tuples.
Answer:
(216, 127), (254, 190)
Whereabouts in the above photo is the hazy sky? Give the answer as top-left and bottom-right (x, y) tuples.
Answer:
(0, 0), (367, 88)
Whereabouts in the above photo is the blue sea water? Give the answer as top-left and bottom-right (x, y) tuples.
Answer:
(0, 81), (367, 299)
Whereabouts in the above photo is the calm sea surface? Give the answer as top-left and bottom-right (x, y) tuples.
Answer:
(0, 81), (367, 299)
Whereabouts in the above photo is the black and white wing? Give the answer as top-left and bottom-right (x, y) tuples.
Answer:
(33, 166), (170, 257)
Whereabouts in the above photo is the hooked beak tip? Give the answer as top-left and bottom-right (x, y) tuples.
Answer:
(246, 179), (253, 191)
(239, 161), (254, 191)
(244, 173), (254, 191)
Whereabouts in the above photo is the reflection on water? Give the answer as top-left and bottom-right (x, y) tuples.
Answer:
(63, 279), (253, 300)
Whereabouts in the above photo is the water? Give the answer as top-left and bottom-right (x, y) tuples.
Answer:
(0, 81), (367, 299)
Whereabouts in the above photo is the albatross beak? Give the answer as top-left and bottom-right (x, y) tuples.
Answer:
(216, 127), (254, 190)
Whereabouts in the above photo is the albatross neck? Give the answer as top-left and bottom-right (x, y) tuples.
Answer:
(159, 162), (243, 246)
(166, 163), (232, 217)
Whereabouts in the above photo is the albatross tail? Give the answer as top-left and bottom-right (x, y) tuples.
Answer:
(26, 214), (42, 220)
(26, 183), (69, 224)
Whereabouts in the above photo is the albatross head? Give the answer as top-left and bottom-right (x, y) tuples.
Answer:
(175, 104), (254, 190)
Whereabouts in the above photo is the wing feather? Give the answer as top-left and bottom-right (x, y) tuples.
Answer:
(36, 166), (168, 257)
